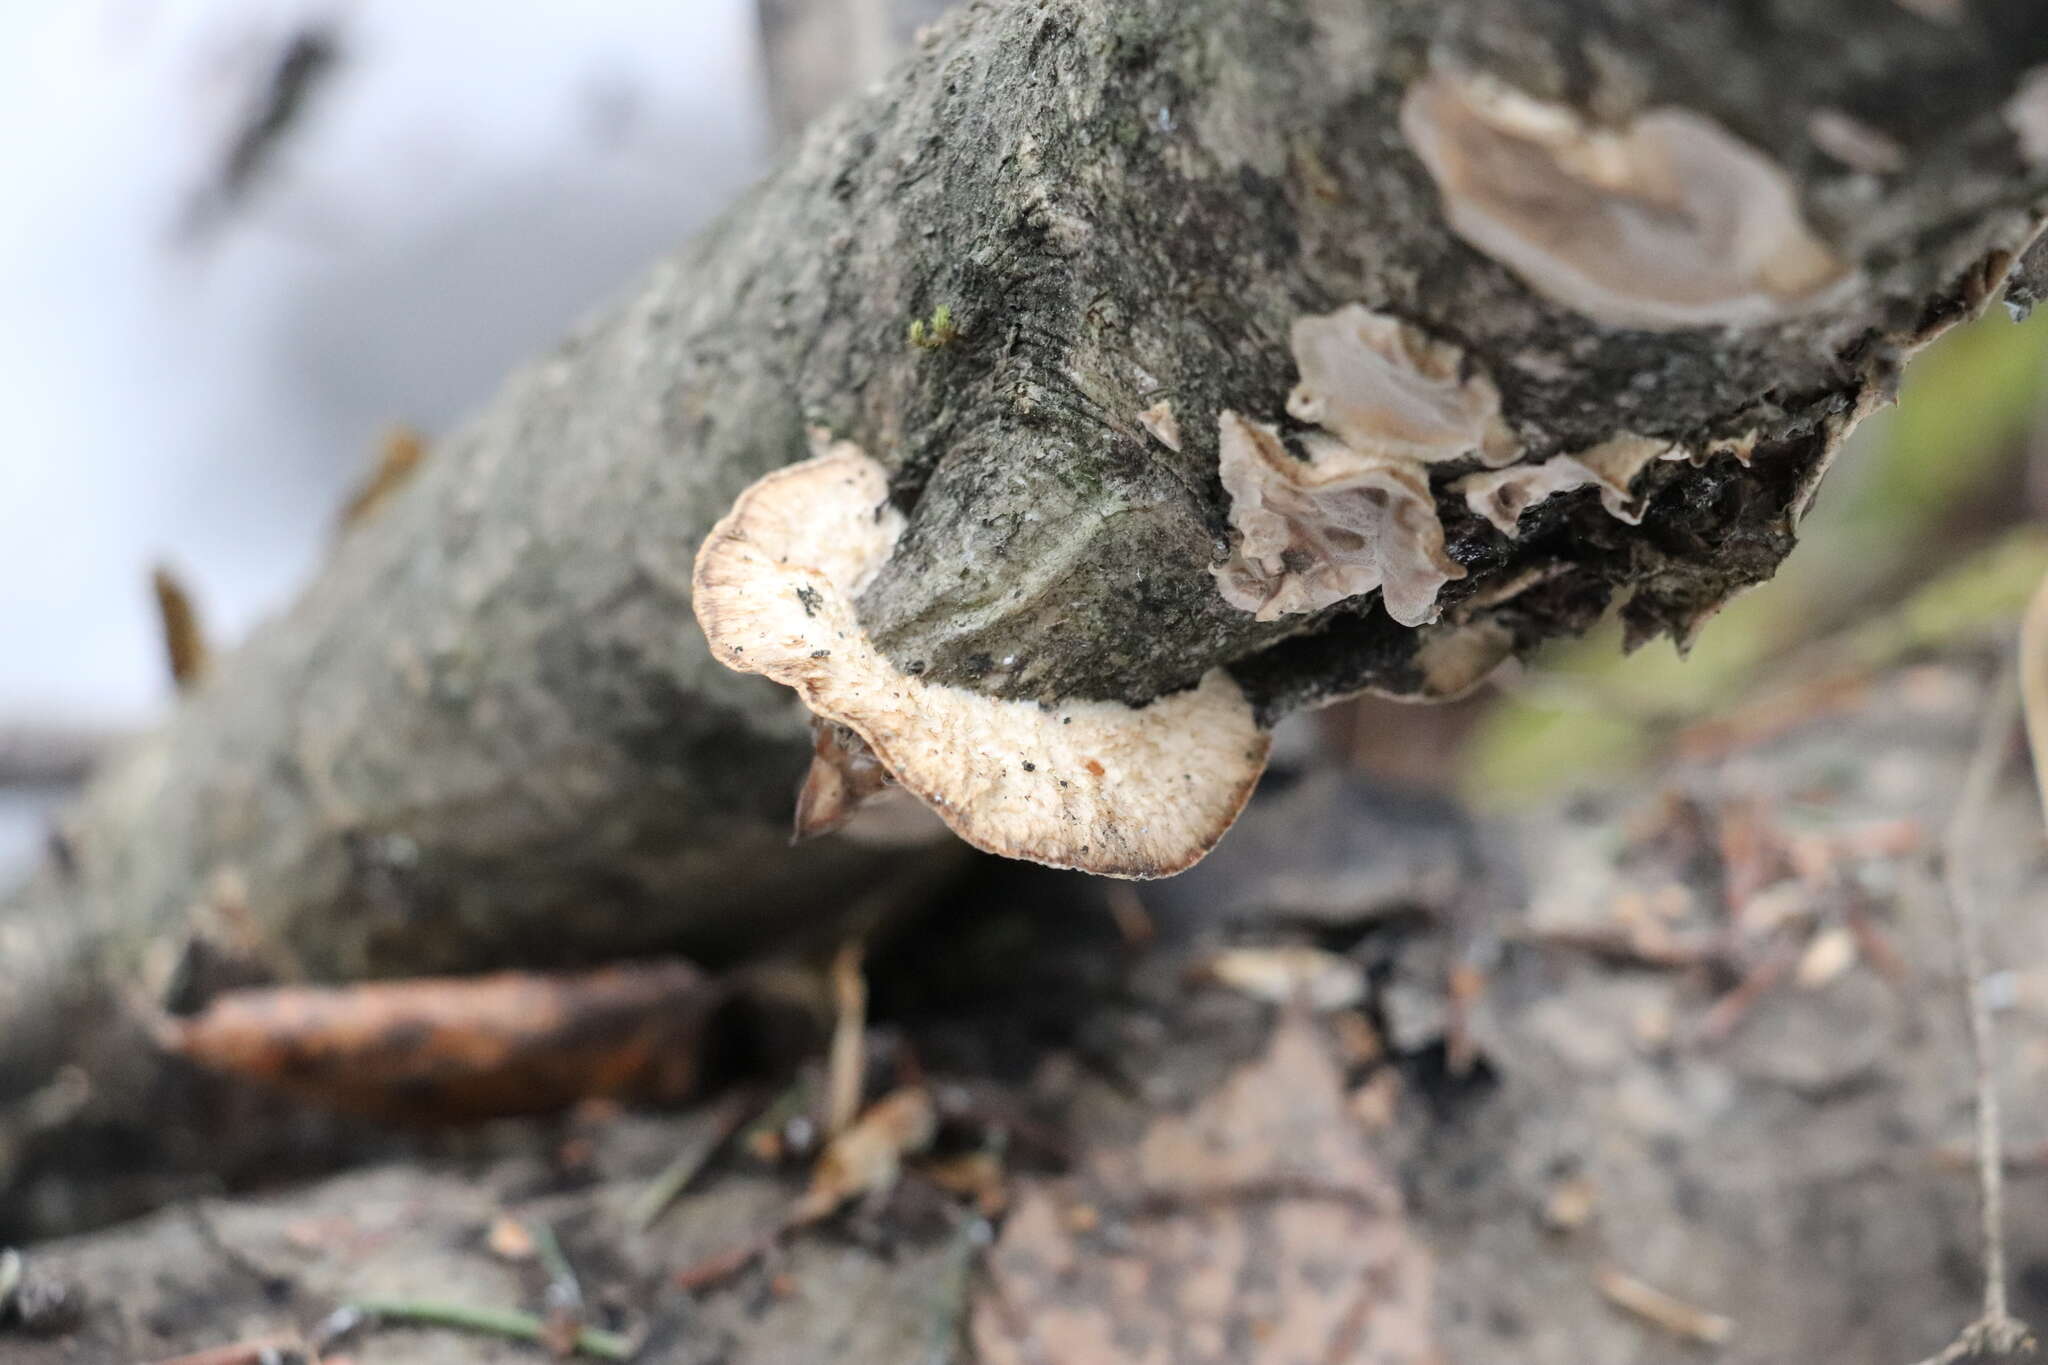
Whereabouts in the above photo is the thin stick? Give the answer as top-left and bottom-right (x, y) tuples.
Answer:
(630, 1088), (759, 1231)
(141, 1339), (308, 1365)
(826, 936), (868, 1138)
(151, 564), (211, 690)
(531, 1219), (584, 1314)
(1912, 654), (2032, 1364)
(346, 1297), (634, 1360)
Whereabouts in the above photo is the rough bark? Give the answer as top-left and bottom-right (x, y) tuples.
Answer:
(7, 0), (2048, 1234)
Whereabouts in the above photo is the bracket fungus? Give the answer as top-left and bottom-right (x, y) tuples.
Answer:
(1285, 305), (1518, 467)
(1212, 414), (1465, 627)
(1213, 305), (1516, 627)
(1401, 72), (1851, 330)
(692, 443), (1270, 877)
(1456, 433), (1677, 537)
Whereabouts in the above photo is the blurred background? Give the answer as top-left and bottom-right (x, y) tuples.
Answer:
(5, 0), (2048, 881)
(0, 0), (782, 876)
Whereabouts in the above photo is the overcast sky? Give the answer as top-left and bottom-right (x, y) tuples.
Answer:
(0, 0), (773, 871)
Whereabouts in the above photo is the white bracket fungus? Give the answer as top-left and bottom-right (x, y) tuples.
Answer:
(1212, 413), (1464, 627)
(1401, 72), (1851, 330)
(1212, 306), (1520, 627)
(1456, 433), (1676, 537)
(1137, 399), (1183, 452)
(1412, 619), (1514, 700)
(693, 443), (1270, 878)
(1286, 305), (1519, 467)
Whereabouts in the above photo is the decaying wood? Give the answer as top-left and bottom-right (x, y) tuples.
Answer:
(159, 959), (716, 1123)
(9, 0), (2048, 1237)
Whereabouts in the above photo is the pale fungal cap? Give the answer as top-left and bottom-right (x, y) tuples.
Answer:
(1411, 619), (1514, 700)
(1402, 73), (1851, 330)
(1212, 413), (1465, 627)
(2005, 66), (2048, 167)
(693, 444), (1270, 877)
(1456, 433), (1676, 537)
(1137, 399), (1183, 452)
(1285, 305), (1519, 467)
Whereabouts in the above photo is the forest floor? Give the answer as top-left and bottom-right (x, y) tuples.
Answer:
(6, 650), (2046, 1364)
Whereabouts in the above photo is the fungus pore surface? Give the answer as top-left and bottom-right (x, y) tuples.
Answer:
(693, 444), (1270, 877)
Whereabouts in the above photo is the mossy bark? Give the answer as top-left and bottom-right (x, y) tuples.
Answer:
(7, 0), (2048, 1237)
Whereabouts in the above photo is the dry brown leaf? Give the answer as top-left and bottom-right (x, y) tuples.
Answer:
(1594, 1265), (1735, 1345)
(151, 563), (210, 690)
(974, 1011), (1437, 1364)
(486, 1215), (537, 1262)
(338, 425), (427, 529)
(1194, 945), (1367, 1012)
(922, 1150), (1010, 1216)
(158, 959), (714, 1122)
(792, 1086), (937, 1224)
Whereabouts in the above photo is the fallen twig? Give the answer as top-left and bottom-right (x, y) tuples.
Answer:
(142, 1338), (311, 1365)
(826, 937), (869, 1139)
(631, 1088), (760, 1231)
(1506, 923), (1729, 971)
(156, 958), (713, 1122)
(1594, 1265), (1735, 1346)
(1911, 654), (2034, 1364)
(336, 1297), (634, 1360)
(671, 1232), (782, 1293)
(1694, 936), (1802, 1044)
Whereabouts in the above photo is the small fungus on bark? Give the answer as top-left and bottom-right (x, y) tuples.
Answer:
(1401, 72), (1851, 330)
(1211, 413), (1465, 627)
(1456, 433), (1677, 536)
(1214, 306), (1514, 627)
(1284, 305), (1519, 467)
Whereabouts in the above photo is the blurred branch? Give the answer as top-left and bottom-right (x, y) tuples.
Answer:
(0, 725), (121, 790)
